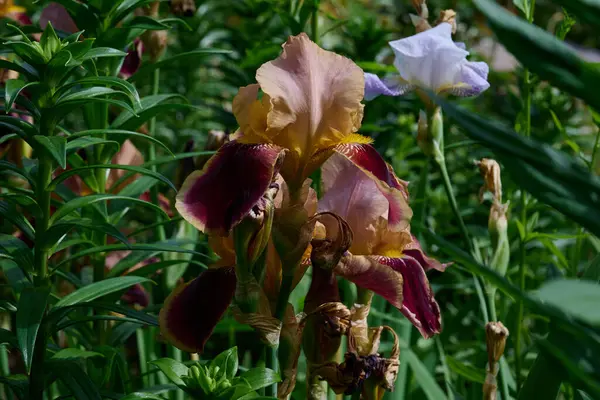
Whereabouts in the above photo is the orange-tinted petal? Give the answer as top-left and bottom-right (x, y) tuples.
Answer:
(159, 267), (236, 353)
(175, 141), (285, 235)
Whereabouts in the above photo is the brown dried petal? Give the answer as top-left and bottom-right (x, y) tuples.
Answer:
(485, 321), (509, 368)
(436, 9), (457, 33)
(476, 158), (503, 203)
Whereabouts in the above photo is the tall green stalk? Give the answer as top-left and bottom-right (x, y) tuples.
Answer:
(515, 1), (536, 388)
(29, 117), (55, 400)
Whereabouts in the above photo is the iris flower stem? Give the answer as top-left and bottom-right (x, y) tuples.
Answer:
(436, 157), (489, 323)
(515, 2), (536, 391)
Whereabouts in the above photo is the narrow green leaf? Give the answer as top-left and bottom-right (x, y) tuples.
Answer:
(54, 361), (102, 400)
(110, 94), (194, 131)
(0, 328), (17, 347)
(238, 367), (281, 391)
(120, 393), (164, 400)
(5, 79), (30, 112)
(64, 137), (120, 155)
(0, 160), (35, 187)
(67, 129), (174, 156)
(57, 76), (141, 109)
(406, 350), (447, 400)
(211, 346), (239, 380)
(40, 22), (61, 58)
(49, 194), (169, 224)
(42, 218), (130, 248)
(0, 375), (28, 398)
(34, 135), (67, 168)
(552, 0), (600, 27)
(123, 15), (170, 30)
(56, 86), (125, 104)
(149, 358), (189, 386)
(50, 348), (104, 360)
(474, 0), (600, 111)
(81, 47), (127, 60)
(583, 254), (600, 282)
(129, 49), (232, 82)
(0, 58), (38, 80)
(16, 287), (50, 373)
(445, 356), (485, 384)
(50, 164), (176, 191)
(53, 276), (151, 308)
(0, 201), (35, 241)
(512, 0), (530, 17)
(536, 279), (600, 326)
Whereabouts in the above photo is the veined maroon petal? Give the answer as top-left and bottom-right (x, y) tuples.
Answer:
(378, 255), (441, 338)
(335, 144), (412, 231)
(175, 141), (285, 235)
(120, 39), (144, 79)
(334, 254), (403, 310)
(403, 234), (450, 272)
(159, 267), (236, 353)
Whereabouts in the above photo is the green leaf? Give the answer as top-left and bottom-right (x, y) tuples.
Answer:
(0, 259), (32, 294)
(0, 233), (34, 278)
(512, 0), (530, 17)
(405, 350), (447, 400)
(536, 279), (600, 326)
(67, 129), (174, 156)
(64, 137), (120, 155)
(57, 76), (141, 110)
(48, 301), (158, 329)
(49, 194), (169, 224)
(0, 160), (35, 187)
(0, 58), (38, 80)
(110, 94), (194, 131)
(55, 86), (128, 104)
(149, 358), (189, 386)
(211, 346), (239, 380)
(16, 287), (50, 373)
(445, 356), (485, 384)
(120, 394), (165, 400)
(54, 360), (102, 400)
(0, 201), (35, 241)
(123, 15), (170, 30)
(439, 100), (600, 238)
(81, 47), (127, 60)
(518, 352), (564, 400)
(129, 49), (232, 82)
(55, 242), (207, 270)
(583, 254), (600, 282)
(474, 0), (600, 111)
(33, 135), (67, 169)
(40, 22), (61, 58)
(237, 367), (280, 391)
(50, 164), (176, 191)
(50, 348), (104, 360)
(552, 0), (600, 27)
(42, 218), (130, 249)
(4, 41), (47, 65)
(0, 375), (28, 398)
(53, 276), (151, 308)
(5, 79), (34, 113)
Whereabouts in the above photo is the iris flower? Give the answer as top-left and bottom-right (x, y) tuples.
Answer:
(175, 33), (412, 236)
(317, 146), (448, 338)
(364, 22), (489, 100)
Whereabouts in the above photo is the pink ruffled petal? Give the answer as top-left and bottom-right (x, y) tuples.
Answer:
(175, 141), (285, 235)
(159, 267), (236, 353)
(333, 144), (412, 231)
(334, 254), (404, 310)
(378, 255), (442, 338)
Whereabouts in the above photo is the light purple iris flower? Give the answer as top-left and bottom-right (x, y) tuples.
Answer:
(365, 23), (489, 100)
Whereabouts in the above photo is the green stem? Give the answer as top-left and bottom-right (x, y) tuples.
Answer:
(29, 132), (54, 399)
(395, 320), (412, 398)
(435, 337), (455, 400)
(266, 345), (278, 397)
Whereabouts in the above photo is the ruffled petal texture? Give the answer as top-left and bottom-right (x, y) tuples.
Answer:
(377, 256), (442, 338)
(322, 144), (412, 235)
(234, 33), (365, 183)
(366, 23), (489, 98)
(175, 141), (285, 235)
(159, 267), (237, 353)
(334, 255), (404, 310)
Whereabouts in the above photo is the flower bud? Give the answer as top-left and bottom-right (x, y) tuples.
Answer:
(476, 158), (503, 204)
(430, 107), (445, 163)
(436, 10), (457, 33)
(143, 29), (168, 62)
(485, 321), (509, 369)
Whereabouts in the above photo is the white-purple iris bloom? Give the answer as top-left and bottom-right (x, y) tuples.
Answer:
(364, 23), (490, 100)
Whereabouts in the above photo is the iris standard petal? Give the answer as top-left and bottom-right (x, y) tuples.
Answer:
(389, 23), (489, 96)
(379, 255), (442, 338)
(364, 72), (413, 100)
(254, 33), (365, 180)
(333, 144), (412, 231)
(334, 254), (404, 310)
(175, 141), (285, 235)
(159, 267), (237, 353)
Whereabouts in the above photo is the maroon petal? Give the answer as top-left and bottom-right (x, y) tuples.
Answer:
(379, 255), (442, 338)
(175, 141), (285, 235)
(119, 39), (144, 79)
(159, 267), (236, 353)
(334, 254), (404, 310)
(39, 3), (78, 34)
(403, 235), (450, 272)
(335, 144), (412, 231)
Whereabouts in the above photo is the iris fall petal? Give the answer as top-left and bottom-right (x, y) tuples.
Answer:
(159, 267), (237, 353)
(175, 141), (285, 235)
